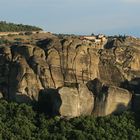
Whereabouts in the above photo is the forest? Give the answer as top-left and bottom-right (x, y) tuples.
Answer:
(0, 99), (140, 140)
(0, 21), (42, 32)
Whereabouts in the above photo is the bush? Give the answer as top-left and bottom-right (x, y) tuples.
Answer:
(25, 31), (33, 35)
(0, 21), (42, 32)
(0, 99), (140, 140)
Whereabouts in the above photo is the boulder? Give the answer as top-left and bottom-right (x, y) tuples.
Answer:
(9, 54), (43, 102)
(59, 84), (94, 118)
(86, 79), (132, 116)
(104, 86), (132, 115)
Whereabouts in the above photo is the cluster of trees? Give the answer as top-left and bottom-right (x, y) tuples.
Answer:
(0, 99), (140, 140)
(0, 21), (42, 32)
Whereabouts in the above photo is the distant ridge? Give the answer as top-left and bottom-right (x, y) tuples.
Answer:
(0, 21), (42, 32)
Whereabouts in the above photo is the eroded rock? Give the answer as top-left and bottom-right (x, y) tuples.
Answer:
(0, 35), (139, 117)
(59, 84), (94, 118)
(87, 79), (132, 116)
(104, 86), (132, 115)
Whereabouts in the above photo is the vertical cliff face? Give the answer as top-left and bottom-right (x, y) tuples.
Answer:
(36, 36), (140, 88)
(36, 36), (101, 88)
(0, 34), (140, 117)
(58, 84), (94, 118)
(93, 87), (132, 117)
(86, 79), (132, 116)
(104, 86), (132, 115)
(37, 78), (132, 117)
(0, 45), (44, 102)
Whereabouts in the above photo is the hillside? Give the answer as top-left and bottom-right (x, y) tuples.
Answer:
(0, 32), (140, 118)
(0, 21), (42, 32)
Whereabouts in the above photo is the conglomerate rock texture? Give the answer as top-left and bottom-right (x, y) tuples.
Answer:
(0, 33), (140, 117)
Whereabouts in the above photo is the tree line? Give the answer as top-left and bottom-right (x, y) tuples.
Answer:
(0, 99), (140, 140)
(0, 21), (42, 32)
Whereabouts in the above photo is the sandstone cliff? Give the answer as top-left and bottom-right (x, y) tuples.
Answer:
(0, 33), (140, 117)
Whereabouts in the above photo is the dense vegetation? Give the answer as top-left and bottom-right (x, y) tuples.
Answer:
(0, 21), (42, 32)
(0, 99), (140, 140)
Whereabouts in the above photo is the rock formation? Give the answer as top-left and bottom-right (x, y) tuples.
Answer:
(0, 33), (140, 117)
(86, 79), (132, 116)
(58, 83), (94, 118)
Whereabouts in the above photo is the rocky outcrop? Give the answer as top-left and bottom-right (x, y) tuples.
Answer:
(59, 84), (94, 118)
(38, 79), (132, 117)
(0, 45), (43, 102)
(87, 79), (132, 116)
(38, 84), (94, 118)
(104, 86), (132, 115)
(0, 34), (140, 117)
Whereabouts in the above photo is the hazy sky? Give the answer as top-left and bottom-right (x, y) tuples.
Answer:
(0, 0), (140, 36)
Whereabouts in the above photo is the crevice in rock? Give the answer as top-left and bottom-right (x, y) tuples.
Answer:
(48, 64), (56, 88)
(72, 51), (78, 84)
(87, 48), (92, 80)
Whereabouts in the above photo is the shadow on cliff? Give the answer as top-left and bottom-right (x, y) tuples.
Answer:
(134, 110), (140, 128)
(86, 78), (109, 116)
(111, 101), (140, 128)
(112, 103), (131, 115)
(15, 94), (33, 104)
(104, 39), (115, 49)
(120, 78), (140, 94)
(104, 36), (126, 49)
(36, 38), (53, 53)
(37, 88), (62, 117)
(120, 78), (140, 112)
(124, 78), (140, 128)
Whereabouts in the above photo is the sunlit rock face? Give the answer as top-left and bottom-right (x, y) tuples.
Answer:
(0, 34), (140, 117)
(36, 36), (101, 88)
(58, 84), (94, 118)
(86, 79), (132, 116)
(38, 79), (132, 118)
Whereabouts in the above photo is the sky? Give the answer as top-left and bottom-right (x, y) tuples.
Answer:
(0, 0), (140, 36)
